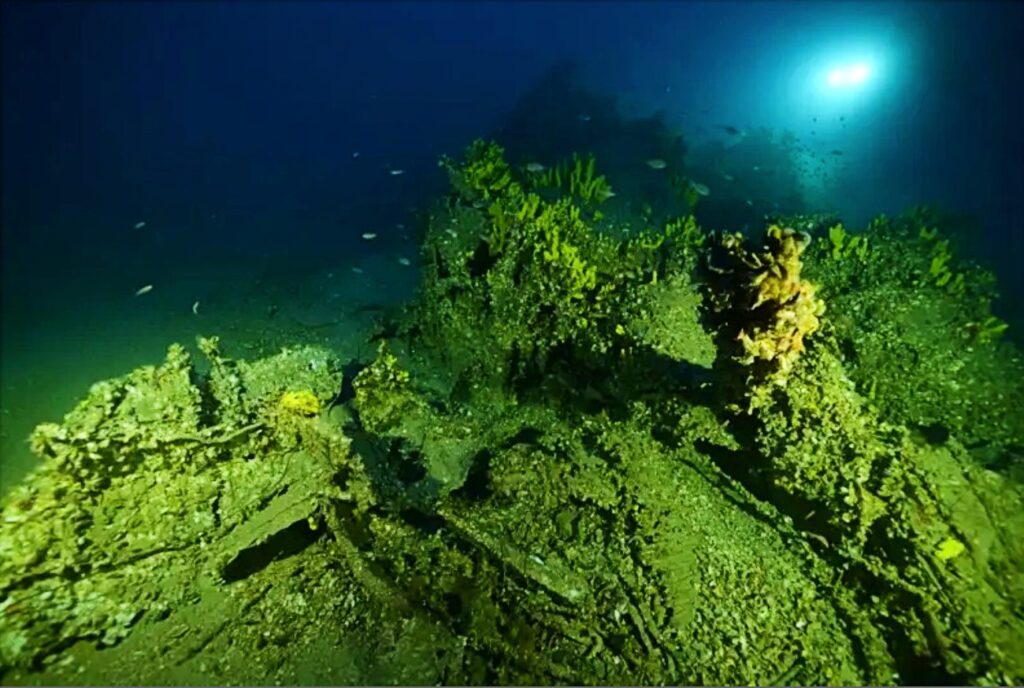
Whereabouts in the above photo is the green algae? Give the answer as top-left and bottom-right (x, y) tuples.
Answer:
(1, 142), (1022, 686)
(804, 208), (1024, 460)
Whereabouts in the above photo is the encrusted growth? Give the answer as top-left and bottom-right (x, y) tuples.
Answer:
(2, 138), (1022, 687)
(707, 225), (825, 384)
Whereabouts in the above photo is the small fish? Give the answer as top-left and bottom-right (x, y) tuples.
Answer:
(389, 169), (405, 176)
(745, 198), (754, 206)
(830, 149), (844, 156)
(720, 172), (735, 182)
(646, 159), (668, 170)
(599, 188), (616, 200)
(689, 181), (710, 196)
(718, 125), (741, 136)
(578, 114), (592, 122)
(352, 151), (360, 158)
(525, 162), (545, 173)
(192, 301), (200, 315)
(396, 223), (405, 230)
(445, 228), (458, 238)
(351, 267), (364, 275)
(753, 165), (761, 171)
(134, 284), (153, 296)
(362, 232), (378, 240)
(397, 257), (411, 267)
(134, 221), (146, 229)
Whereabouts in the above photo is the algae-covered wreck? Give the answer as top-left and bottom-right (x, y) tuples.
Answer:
(2, 142), (1022, 685)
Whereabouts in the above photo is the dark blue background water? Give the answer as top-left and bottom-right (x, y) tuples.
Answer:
(4, 2), (1022, 266)
(1, 1), (1023, 487)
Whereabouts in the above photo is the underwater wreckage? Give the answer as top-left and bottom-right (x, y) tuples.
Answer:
(1, 141), (1022, 685)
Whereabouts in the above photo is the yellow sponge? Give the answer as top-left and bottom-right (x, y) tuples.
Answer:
(277, 390), (321, 417)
